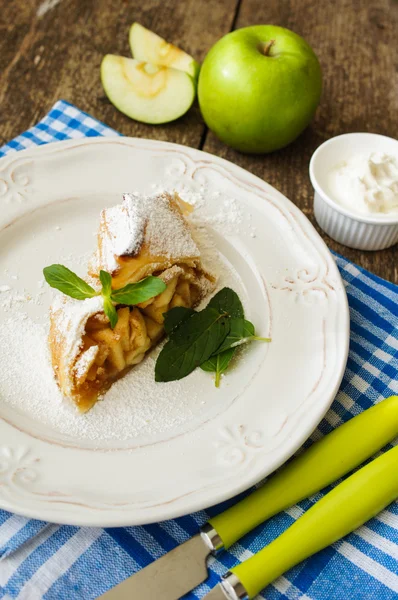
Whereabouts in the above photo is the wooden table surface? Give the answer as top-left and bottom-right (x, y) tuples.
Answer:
(1, 0), (397, 282)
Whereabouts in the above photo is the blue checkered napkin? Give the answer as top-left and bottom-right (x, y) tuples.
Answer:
(0, 101), (397, 600)
(0, 101), (119, 157)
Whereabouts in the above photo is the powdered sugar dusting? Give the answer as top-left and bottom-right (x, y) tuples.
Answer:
(99, 192), (200, 273)
(100, 194), (146, 272)
(0, 252), (241, 443)
(0, 247), (243, 444)
(50, 294), (103, 394)
(0, 280), (47, 313)
(0, 315), (200, 442)
(143, 193), (199, 258)
(151, 178), (257, 238)
(74, 345), (98, 381)
(0, 184), (251, 444)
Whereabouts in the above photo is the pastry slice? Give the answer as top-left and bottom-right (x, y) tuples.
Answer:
(90, 191), (214, 290)
(49, 296), (155, 412)
(90, 191), (215, 324)
(49, 192), (215, 412)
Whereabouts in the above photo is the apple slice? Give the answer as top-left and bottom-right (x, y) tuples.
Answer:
(129, 23), (200, 80)
(101, 55), (196, 124)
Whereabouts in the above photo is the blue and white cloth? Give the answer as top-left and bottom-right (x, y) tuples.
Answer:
(0, 101), (397, 600)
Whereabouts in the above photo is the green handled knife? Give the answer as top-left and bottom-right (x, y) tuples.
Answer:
(206, 442), (398, 599)
(99, 395), (398, 600)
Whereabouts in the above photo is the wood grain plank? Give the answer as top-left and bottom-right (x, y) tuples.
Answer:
(1, 0), (396, 281)
(202, 0), (398, 283)
(0, 0), (237, 147)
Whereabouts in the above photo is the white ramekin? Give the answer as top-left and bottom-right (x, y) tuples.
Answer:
(309, 133), (398, 250)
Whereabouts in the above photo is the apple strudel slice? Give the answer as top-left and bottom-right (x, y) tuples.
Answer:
(90, 191), (215, 323)
(49, 192), (215, 412)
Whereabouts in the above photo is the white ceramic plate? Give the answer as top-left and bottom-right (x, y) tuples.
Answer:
(0, 138), (349, 526)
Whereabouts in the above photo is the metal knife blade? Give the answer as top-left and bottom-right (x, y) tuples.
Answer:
(98, 534), (210, 599)
(203, 585), (229, 600)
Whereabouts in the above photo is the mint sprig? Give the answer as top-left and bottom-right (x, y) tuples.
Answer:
(103, 295), (118, 329)
(43, 264), (166, 329)
(110, 277), (167, 305)
(155, 308), (230, 382)
(43, 264), (98, 300)
(157, 287), (271, 386)
(99, 269), (112, 297)
(98, 270), (116, 326)
(201, 289), (270, 385)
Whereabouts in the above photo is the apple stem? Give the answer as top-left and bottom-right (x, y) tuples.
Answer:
(262, 39), (276, 56)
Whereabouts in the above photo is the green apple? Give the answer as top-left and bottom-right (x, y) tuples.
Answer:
(129, 23), (200, 80)
(198, 25), (322, 153)
(101, 55), (196, 124)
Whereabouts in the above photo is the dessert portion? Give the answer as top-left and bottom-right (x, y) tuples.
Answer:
(50, 296), (154, 413)
(90, 191), (215, 323)
(49, 192), (215, 412)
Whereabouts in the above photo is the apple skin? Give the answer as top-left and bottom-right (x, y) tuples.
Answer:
(198, 25), (322, 153)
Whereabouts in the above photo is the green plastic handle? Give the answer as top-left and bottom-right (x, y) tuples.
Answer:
(231, 443), (398, 598)
(209, 395), (398, 548)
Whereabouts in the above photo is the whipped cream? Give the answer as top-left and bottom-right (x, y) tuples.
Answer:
(328, 152), (398, 216)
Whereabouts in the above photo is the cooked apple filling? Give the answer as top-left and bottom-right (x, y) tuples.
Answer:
(49, 192), (215, 412)
(71, 271), (201, 412)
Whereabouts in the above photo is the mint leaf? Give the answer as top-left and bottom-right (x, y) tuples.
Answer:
(43, 264), (98, 300)
(100, 270), (112, 297)
(155, 307), (230, 382)
(201, 317), (270, 386)
(163, 306), (195, 335)
(200, 348), (235, 387)
(103, 296), (118, 329)
(208, 287), (244, 318)
(213, 318), (270, 355)
(110, 276), (166, 305)
(215, 318), (255, 354)
(156, 286), (269, 386)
